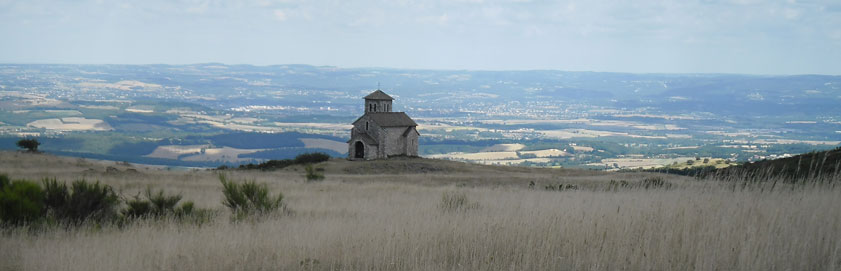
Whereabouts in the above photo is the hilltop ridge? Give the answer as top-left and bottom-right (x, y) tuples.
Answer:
(0, 151), (676, 189)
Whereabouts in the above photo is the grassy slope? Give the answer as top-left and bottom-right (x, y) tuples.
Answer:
(709, 146), (841, 180)
(0, 151), (839, 270)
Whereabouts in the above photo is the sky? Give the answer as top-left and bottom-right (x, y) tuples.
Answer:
(0, 0), (839, 75)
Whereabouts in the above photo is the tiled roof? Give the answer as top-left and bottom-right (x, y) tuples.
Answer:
(364, 112), (417, 127)
(364, 90), (394, 100)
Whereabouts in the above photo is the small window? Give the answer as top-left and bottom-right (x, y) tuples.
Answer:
(374, 104), (378, 112)
(366, 122), (369, 130)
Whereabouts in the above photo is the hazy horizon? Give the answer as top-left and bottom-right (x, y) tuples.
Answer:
(2, 62), (840, 77)
(2, 0), (840, 75)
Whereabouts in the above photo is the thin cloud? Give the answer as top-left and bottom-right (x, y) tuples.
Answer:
(0, 0), (839, 74)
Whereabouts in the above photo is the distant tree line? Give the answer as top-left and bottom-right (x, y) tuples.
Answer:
(218, 152), (330, 171)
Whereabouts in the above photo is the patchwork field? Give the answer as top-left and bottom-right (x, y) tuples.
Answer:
(180, 146), (264, 163)
(481, 143), (525, 152)
(144, 145), (209, 160)
(27, 117), (113, 131)
(588, 156), (699, 170)
(426, 151), (520, 161)
(145, 145), (264, 163)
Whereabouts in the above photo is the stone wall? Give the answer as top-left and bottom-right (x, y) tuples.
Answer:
(405, 127), (419, 156)
(383, 127), (407, 156)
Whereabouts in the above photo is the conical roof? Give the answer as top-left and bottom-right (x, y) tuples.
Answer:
(364, 90), (394, 100)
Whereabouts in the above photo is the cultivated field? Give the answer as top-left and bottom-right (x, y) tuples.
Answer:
(26, 117), (113, 131)
(145, 145), (264, 163)
(1, 151), (840, 270)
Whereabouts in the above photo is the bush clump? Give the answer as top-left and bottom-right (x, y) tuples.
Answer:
(123, 188), (195, 219)
(0, 175), (45, 226)
(43, 179), (120, 225)
(1, 174), (214, 228)
(219, 175), (284, 219)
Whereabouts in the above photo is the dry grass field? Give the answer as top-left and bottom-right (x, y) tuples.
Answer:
(1, 151), (840, 270)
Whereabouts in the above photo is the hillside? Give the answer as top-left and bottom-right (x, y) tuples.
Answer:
(705, 146), (841, 181)
(0, 151), (674, 191)
(2, 150), (839, 270)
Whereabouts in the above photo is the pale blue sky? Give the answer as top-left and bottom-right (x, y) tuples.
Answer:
(1, 0), (839, 74)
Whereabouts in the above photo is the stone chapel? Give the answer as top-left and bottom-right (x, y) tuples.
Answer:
(347, 90), (419, 160)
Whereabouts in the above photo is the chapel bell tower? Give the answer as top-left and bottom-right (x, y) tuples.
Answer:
(364, 89), (394, 113)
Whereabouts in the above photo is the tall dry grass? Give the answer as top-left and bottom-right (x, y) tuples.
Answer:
(1, 152), (840, 270)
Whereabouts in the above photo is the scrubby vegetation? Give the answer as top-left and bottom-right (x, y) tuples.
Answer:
(0, 174), (256, 228)
(229, 152), (330, 171)
(123, 188), (195, 219)
(0, 175), (44, 226)
(43, 178), (120, 226)
(1, 176), (120, 226)
(219, 174), (284, 219)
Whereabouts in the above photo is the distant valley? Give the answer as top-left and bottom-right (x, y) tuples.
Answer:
(1, 64), (839, 168)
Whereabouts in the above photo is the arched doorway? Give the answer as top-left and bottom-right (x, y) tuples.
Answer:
(354, 141), (364, 159)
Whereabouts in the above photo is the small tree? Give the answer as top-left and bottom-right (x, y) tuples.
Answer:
(16, 139), (40, 152)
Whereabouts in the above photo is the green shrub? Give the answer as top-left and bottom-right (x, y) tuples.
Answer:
(219, 175), (284, 218)
(123, 198), (152, 218)
(147, 188), (182, 215)
(45, 179), (120, 225)
(305, 164), (324, 181)
(42, 178), (68, 213)
(0, 175), (45, 226)
(123, 188), (199, 220)
(178, 201), (195, 215)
